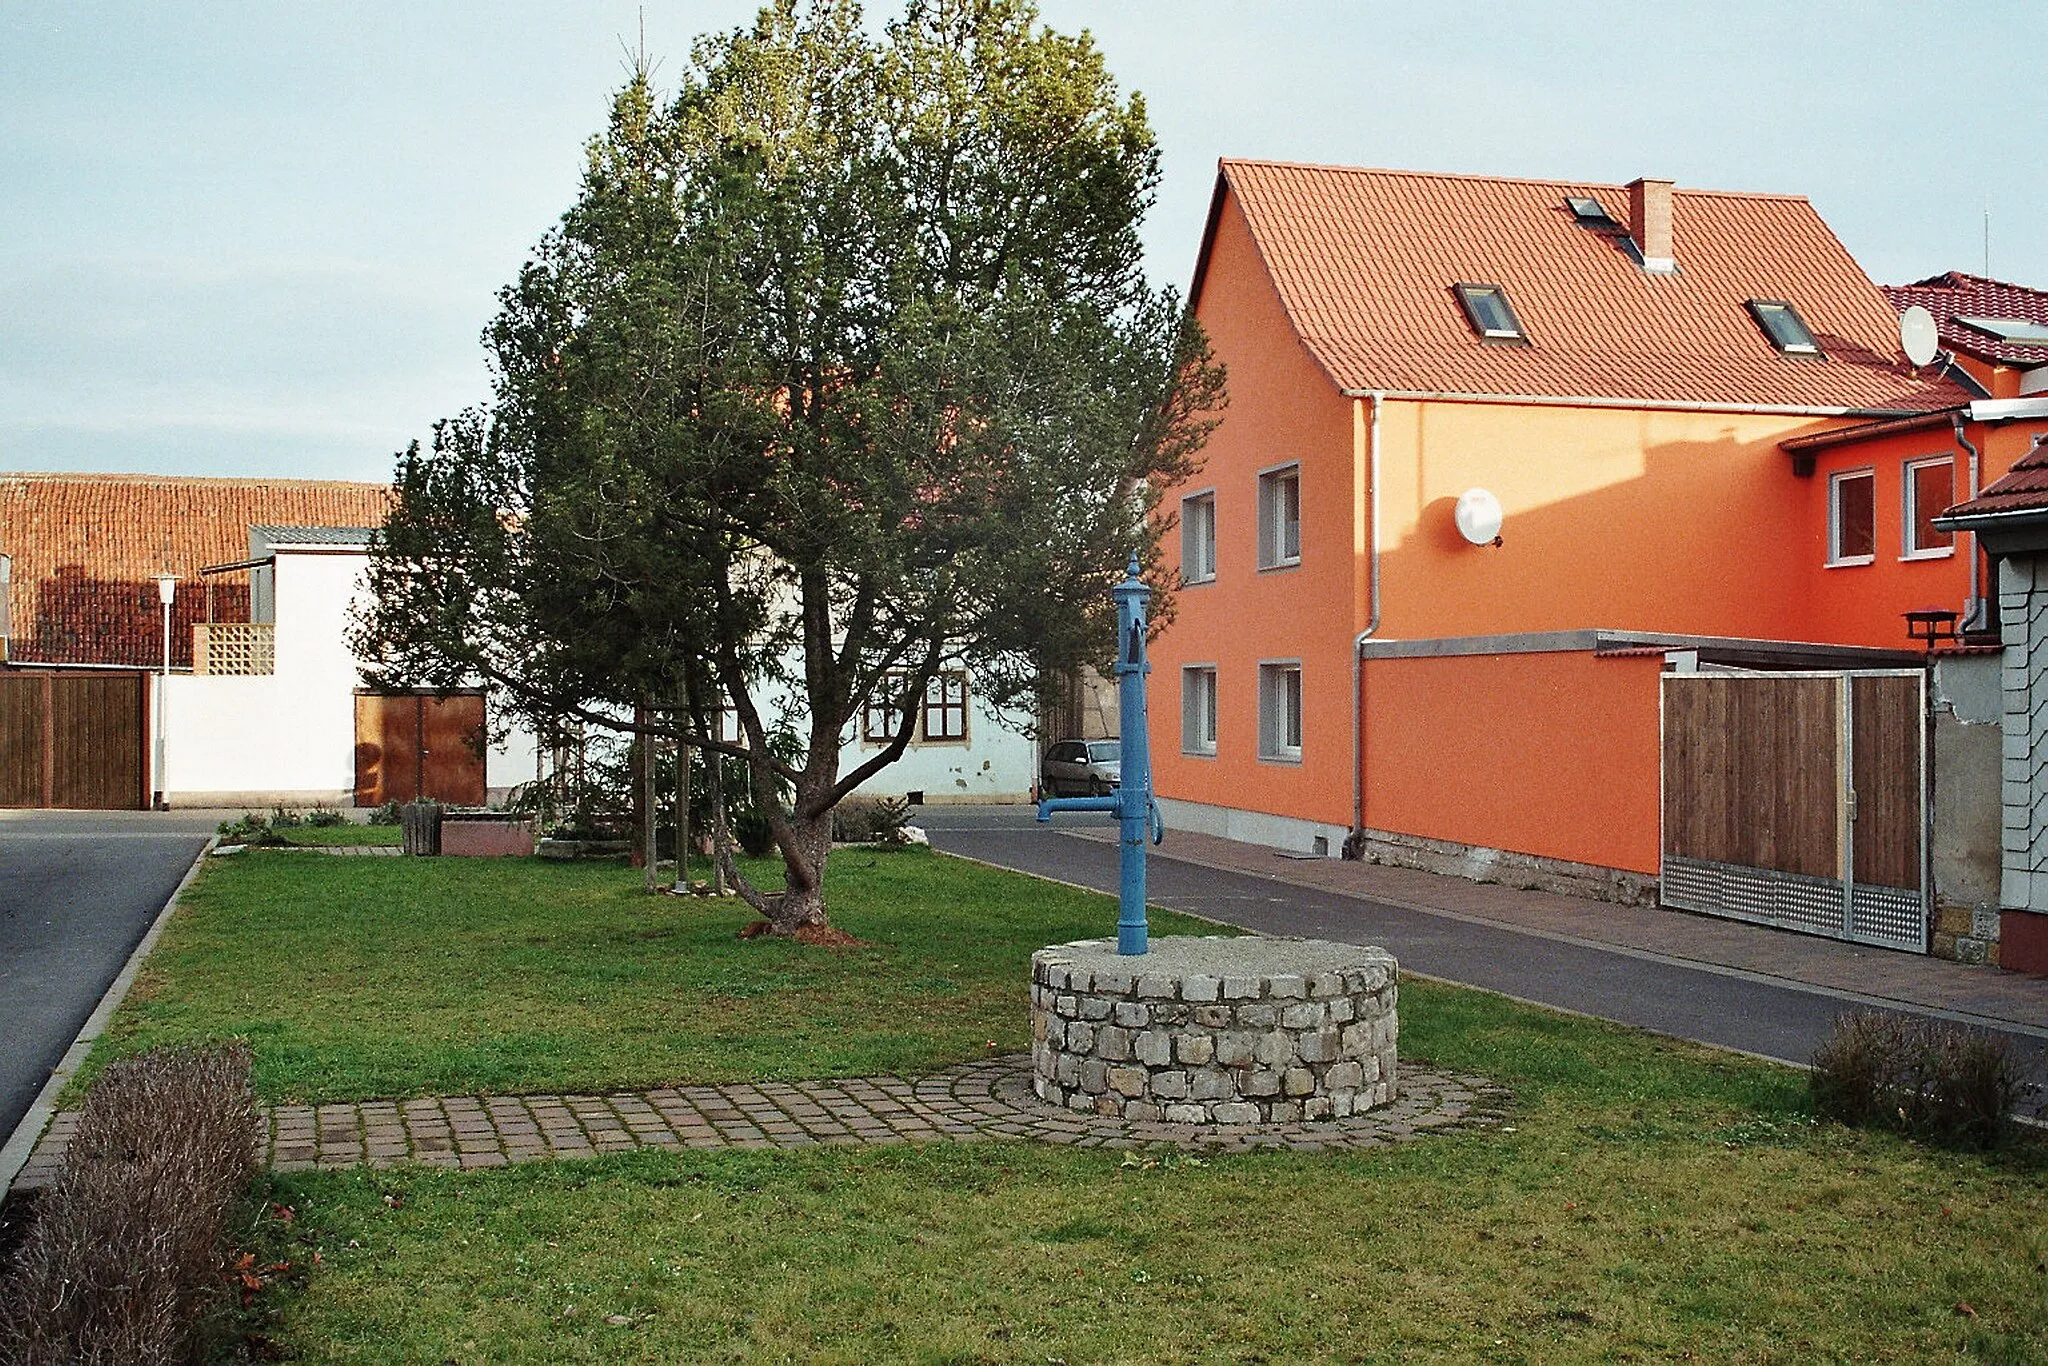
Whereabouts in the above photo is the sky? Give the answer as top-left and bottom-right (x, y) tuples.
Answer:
(3, 1), (2044, 484)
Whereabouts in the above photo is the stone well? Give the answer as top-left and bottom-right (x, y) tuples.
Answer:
(1030, 936), (1397, 1123)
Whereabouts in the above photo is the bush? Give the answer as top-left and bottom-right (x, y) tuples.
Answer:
(214, 813), (284, 848)
(369, 800), (403, 827)
(1810, 1010), (2020, 1148)
(266, 805), (304, 829)
(0, 1043), (260, 1364)
(832, 795), (911, 844)
(732, 808), (776, 858)
(304, 805), (348, 828)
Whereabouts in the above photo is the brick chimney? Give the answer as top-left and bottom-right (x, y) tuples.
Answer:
(1628, 177), (1675, 273)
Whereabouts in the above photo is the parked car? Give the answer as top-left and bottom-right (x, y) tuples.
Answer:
(1041, 738), (1121, 797)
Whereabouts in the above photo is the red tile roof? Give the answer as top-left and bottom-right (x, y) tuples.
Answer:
(1941, 436), (2048, 522)
(1198, 160), (1971, 413)
(1883, 271), (2048, 368)
(0, 472), (390, 668)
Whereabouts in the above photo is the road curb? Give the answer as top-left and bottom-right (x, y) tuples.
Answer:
(0, 835), (217, 1201)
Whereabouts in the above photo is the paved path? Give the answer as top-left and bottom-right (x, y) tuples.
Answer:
(0, 811), (216, 1143)
(16, 1058), (1504, 1186)
(914, 807), (2048, 1113)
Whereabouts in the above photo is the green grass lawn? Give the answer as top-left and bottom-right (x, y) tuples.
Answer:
(82, 846), (1212, 1103)
(77, 848), (2048, 1361)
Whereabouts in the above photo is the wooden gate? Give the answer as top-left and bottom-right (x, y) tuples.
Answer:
(1661, 670), (1926, 953)
(353, 691), (487, 808)
(0, 670), (148, 810)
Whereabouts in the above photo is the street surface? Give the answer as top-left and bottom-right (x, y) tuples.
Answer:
(0, 811), (215, 1143)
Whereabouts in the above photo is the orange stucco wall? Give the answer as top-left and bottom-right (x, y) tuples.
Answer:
(1360, 650), (1664, 874)
(1151, 190), (1358, 831)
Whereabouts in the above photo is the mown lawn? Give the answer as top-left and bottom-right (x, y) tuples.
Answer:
(81, 847), (2048, 1361)
(80, 846), (1213, 1103)
(277, 824), (402, 847)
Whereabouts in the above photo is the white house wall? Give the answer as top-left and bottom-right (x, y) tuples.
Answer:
(161, 546), (536, 807)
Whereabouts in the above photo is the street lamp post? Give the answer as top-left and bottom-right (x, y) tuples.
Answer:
(153, 574), (176, 811)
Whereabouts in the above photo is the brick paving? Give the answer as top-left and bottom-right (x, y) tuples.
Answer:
(13, 1056), (1504, 1187)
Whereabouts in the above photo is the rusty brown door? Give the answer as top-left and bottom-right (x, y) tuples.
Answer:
(354, 692), (486, 807)
(0, 671), (146, 810)
(1661, 670), (1925, 953)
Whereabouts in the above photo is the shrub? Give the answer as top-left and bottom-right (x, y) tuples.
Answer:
(304, 805), (348, 828)
(266, 805), (304, 829)
(1810, 1010), (2020, 1148)
(369, 800), (404, 827)
(0, 1043), (260, 1364)
(832, 795), (911, 844)
(214, 813), (284, 848)
(732, 808), (775, 858)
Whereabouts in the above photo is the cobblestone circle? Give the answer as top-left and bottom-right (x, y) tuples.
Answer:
(14, 1056), (1507, 1187)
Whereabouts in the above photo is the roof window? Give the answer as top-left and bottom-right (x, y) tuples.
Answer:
(1747, 299), (1821, 356)
(1454, 284), (1527, 342)
(1565, 195), (1623, 231)
(1955, 316), (2048, 345)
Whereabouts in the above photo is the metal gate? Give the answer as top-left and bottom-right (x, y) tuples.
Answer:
(0, 670), (149, 810)
(353, 691), (487, 808)
(1660, 670), (1926, 953)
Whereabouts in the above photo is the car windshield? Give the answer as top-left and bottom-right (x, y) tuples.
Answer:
(1087, 742), (1120, 764)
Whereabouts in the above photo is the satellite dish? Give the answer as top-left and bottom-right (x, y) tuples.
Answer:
(1900, 305), (1940, 368)
(1454, 488), (1504, 546)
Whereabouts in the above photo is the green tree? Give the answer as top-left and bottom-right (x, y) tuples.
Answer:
(355, 0), (1223, 935)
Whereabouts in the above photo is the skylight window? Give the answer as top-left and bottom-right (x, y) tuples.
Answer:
(1565, 195), (1623, 231)
(1454, 284), (1527, 342)
(1956, 316), (2048, 345)
(1747, 299), (1822, 356)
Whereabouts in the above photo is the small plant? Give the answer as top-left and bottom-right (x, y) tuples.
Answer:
(266, 805), (305, 829)
(215, 813), (285, 847)
(1811, 1010), (2020, 1148)
(304, 804), (348, 828)
(832, 795), (912, 844)
(369, 800), (404, 827)
(0, 1043), (260, 1363)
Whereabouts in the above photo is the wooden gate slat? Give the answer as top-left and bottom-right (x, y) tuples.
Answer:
(1663, 674), (1838, 879)
(0, 674), (48, 806)
(1852, 674), (1922, 890)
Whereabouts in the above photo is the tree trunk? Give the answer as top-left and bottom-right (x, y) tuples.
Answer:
(672, 732), (691, 894)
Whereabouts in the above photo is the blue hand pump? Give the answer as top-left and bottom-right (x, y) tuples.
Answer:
(1037, 554), (1164, 955)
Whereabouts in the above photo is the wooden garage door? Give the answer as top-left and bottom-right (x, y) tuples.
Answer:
(354, 692), (486, 807)
(0, 671), (147, 809)
(1661, 670), (1925, 953)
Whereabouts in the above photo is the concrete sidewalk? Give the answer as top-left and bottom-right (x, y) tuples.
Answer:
(1077, 826), (2048, 1033)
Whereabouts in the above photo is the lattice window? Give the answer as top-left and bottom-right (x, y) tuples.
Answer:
(193, 622), (275, 675)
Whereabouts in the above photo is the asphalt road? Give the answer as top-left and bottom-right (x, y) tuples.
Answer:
(0, 811), (216, 1144)
(914, 805), (2048, 1114)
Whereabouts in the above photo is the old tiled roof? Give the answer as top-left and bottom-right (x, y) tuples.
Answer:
(1198, 160), (1971, 413)
(1883, 271), (2048, 368)
(0, 473), (390, 668)
(1940, 436), (2048, 523)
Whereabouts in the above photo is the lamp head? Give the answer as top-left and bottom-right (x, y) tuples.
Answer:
(154, 574), (178, 606)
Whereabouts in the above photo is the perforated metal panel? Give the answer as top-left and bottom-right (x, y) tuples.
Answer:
(1850, 883), (1928, 954)
(1661, 856), (1850, 938)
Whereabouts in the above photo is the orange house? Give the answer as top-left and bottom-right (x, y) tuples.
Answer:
(1152, 161), (2048, 954)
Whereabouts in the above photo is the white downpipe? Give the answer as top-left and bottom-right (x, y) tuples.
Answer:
(1347, 392), (1384, 854)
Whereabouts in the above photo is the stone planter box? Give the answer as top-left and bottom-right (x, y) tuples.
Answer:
(440, 815), (536, 858)
(1030, 936), (1398, 1124)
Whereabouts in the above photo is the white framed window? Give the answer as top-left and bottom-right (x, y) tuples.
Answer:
(1257, 464), (1300, 569)
(1902, 457), (1956, 560)
(1181, 490), (1216, 583)
(862, 677), (914, 743)
(864, 670), (971, 744)
(1258, 661), (1302, 762)
(1827, 468), (1875, 567)
(1181, 665), (1218, 755)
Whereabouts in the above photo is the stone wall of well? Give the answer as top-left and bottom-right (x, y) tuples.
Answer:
(1030, 951), (1397, 1123)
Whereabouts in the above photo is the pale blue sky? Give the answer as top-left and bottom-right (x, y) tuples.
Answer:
(3, 2), (2042, 483)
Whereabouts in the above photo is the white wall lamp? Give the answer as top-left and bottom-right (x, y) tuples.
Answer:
(1454, 488), (1505, 548)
